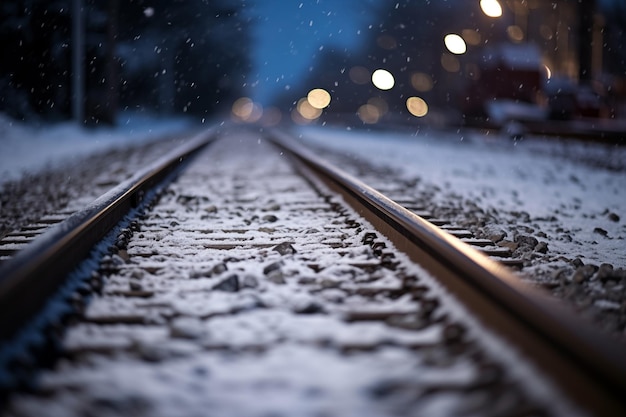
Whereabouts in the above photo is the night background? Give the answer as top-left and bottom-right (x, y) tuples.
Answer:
(1, 0), (625, 128)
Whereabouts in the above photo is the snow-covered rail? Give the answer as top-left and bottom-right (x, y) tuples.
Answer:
(1, 126), (625, 416)
(0, 129), (216, 359)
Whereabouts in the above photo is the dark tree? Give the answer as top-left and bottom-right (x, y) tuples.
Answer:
(0, 0), (253, 122)
(0, 0), (72, 120)
(116, 0), (253, 118)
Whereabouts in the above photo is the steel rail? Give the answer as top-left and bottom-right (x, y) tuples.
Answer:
(268, 128), (626, 416)
(0, 128), (217, 345)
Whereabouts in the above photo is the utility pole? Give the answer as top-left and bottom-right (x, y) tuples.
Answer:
(72, 0), (84, 124)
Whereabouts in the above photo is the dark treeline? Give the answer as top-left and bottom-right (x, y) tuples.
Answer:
(0, 0), (253, 124)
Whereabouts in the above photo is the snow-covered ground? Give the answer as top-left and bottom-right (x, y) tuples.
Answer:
(1, 114), (624, 269)
(0, 112), (194, 183)
(297, 126), (626, 269)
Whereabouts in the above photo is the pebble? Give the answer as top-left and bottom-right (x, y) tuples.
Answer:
(266, 270), (286, 285)
(263, 261), (282, 275)
(273, 242), (297, 255)
(515, 234), (538, 248)
(320, 278), (342, 289)
(262, 214), (278, 223)
(596, 263), (615, 282)
(482, 225), (506, 242)
(498, 240), (518, 251)
(212, 274), (240, 292)
(607, 212), (620, 222)
(131, 269), (145, 279)
(534, 241), (549, 254)
(129, 280), (143, 291)
(593, 227), (609, 237)
(292, 300), (325, 314)
(211, 262), (228, 275)
(443, 323), (466, 345)
(572, 265), (597, 284)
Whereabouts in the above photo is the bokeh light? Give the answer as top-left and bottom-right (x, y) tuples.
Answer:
(410, 72), (433, 92)
(444, 34), (467, 55)
(441, 53), (460, 72)
(480, 0), (503, 18)
(297, 97), (322, 120)
(231, 97), (263, 123)
(371, 69), (395, 90)
(406, 97), (428, 117)
(368, 97), (388, 116)
(462, 29), (481, 46)
(357, 104), (381, 124)
(544, 65), (552, 79)
(307, 88), (331, 109)
(507, 25), (524, 42)
(290, 108), (310, 125)
(232, 97), (253, 119)
(349, 66), (370, 85)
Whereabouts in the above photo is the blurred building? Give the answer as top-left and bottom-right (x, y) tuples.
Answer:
(275, 0), (624, 126)
(464, 0), (620, 121)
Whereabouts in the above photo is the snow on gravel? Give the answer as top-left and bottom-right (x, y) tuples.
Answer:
(0, 111), (194, 184)
(6, 132), (582, 417)
(296, 126), (626, 269)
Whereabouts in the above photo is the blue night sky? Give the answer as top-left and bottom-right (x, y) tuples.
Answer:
(248, 0), (377, 105)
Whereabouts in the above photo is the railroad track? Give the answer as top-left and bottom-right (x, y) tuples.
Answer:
(0, 133), (199, 261)
(1, 125), (625, 416)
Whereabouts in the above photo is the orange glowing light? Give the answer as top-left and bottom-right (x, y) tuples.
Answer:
(231, 97), (263, 123)
(462, 29), (481, 46)
(368, 97), (388, 116)
(441, 53), (460, 72)
(297, 98), (322, 120)
(410, 72), (433, 92)
(406, 97), (428, 117)
(307, 88), (331, 109)
(357, 104), (381, 124)
(507, 25), (524, 42)
(291, 108), (310, 125)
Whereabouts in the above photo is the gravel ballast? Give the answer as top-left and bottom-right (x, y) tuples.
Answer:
(297, 126), (626, 343)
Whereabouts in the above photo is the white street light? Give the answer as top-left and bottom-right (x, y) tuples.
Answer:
(371, 69), (395, 90)
(480, 0), (503, 18)
(444, 34), (467, 55)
